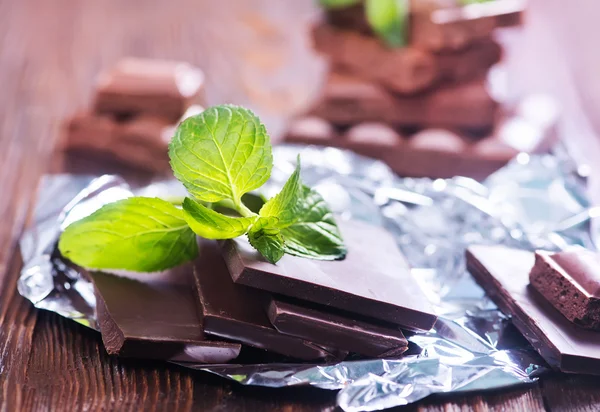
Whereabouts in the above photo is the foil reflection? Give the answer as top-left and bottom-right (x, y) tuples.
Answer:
(19, 145), (594, 411)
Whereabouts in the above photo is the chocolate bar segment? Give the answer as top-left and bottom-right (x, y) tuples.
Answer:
(193, 240), (343, 361)
(412, 0), (523, 51)
(310, 73), (497, 131)
(466, 245), (600, 375)
(267, 297), (409, 358)
(62, 105), (204, 172)
(313, 25), (438, 95)
(222, 220), (437, 331)
(93, 58), (205, 121)
(529, 249), (600, 330)
(89, 265), (241, 363)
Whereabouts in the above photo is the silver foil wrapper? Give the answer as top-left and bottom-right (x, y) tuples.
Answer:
(18, 145), (594, 411)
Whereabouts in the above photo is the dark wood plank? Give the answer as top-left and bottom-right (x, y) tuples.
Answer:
(540, 374), (600, 411)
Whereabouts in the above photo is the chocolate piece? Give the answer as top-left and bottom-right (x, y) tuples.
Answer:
(467, 245), (600, 375)
(436, 38), (502, 84)
(530, 249), (600, 330)
(411, 1), (523, 51)
(222, 220), (437, 330)
(313, 25), (501, 91)
(93, 58), (205, 121)
(62, 105), (204, 172)
(89, 265), (241, 363)
(267, 297), (409, 357)
(285, 118), (521, 179)
(313, 25), (438, 95)
(309, 73), (497, 130)
(342, 122), (404, 161)
(284, 116), (338, 145)
(193, 240), (343, 361)
(325, 0), (522, 52)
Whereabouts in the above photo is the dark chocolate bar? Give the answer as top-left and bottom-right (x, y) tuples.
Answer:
(193, 240), (344, 361)
(411, 1), (523, 51)
(221, 220), (437, 331)
(313, 25), (502, 94)
(326, 0), (523, 51)
(530, 249), (600, 330)
(436, 38), (501, 83)
(89, 265), (241, 363)
(466, 245), (600, 375)
(267, 297), (409, 358)
(313, 24), (438, 95)
(93, 58), (205, 121)
(285, 118), (517, 180)
(63, 105), (204, 172)
(309, 73), (497, 131)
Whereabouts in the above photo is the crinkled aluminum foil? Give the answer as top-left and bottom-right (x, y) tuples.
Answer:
(18, 145), (594, 411)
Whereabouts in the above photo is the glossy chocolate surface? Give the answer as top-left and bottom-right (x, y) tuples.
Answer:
(467, 245), (600, 375)
(93, 58), (204, 121)
(89, 265), (241, 363)
(193, 240), (343, 361)
(268, 297), (408, 358)
(222, 220), (437, 331)
(548, 249), (600, 297)
(529, 249), (600, 330)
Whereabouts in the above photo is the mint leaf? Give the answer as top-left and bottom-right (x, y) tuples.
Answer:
(319, 0), (360, 9)
(169, 105), (272, 204)
(281, 186), (346, 260)
(248, 216), (284, 264)
(182, 197), (255, 239)
(365, 0), (409, 48)
(58, 197), (197, 272)
(259, 158), (302, 227)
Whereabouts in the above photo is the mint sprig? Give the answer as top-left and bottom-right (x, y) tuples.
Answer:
(58, 105), (347, 270)
(319, 0), (409, 48)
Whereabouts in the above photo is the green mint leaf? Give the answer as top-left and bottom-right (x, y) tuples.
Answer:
(169, 104), (272, 204)
(58, 197), (197, 272)
(318, 0), (360, 9)
(365, 0), (409, 48)
(182, 197), (255, 239)
(259, 158), (302, 227)
(281, 186), (346, 260)
(458, 0), (494, 4)
(248, 216), (285, 264)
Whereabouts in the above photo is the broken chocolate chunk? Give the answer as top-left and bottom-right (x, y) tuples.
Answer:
(530, 249), (600, 330)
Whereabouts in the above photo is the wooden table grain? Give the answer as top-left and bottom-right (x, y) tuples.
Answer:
(2, 0), (600, 410)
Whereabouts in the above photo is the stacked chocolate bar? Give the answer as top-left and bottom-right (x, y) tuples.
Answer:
(62, 58), (206, 171)
(286, 0), (557, 180)
(86, 220), (438, 363)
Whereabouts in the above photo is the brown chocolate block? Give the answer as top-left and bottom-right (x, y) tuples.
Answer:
(342, 122), (404, 160)
(436, 38), (502, 83)
(284, 116), (338, 145)
(310, 73), (497, 131)
(530, 250), (600, 330)
(88, 264), (241, 363)
(63, 113), (171, 172)
(93, 58), (205, 121)
(193, 240), (344, 361)
(412, 0), (524, 51)
(325, 0), (522, 52)
(221, 219), (438, 331)
(467, 245), (600, 375)
(313, 24), (438, 95)
(267, 297), (409, 358)
(63, 105), (204, 172)
(285, 120), (517, 180)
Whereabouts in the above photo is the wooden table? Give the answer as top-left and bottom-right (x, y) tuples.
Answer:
(2, 0), (600, 410)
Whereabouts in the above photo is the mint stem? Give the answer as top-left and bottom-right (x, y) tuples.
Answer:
(236, 202), (256, 218)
